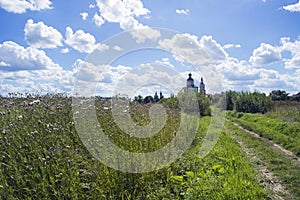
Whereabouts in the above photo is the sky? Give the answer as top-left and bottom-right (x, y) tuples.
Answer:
(0, 0), (300, 97)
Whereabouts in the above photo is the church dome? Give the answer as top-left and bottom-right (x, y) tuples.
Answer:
(187, 73), (195, 87)
(187, 73), (193, 81)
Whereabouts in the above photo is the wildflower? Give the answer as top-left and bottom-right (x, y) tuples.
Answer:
(2, 129), (10, 135)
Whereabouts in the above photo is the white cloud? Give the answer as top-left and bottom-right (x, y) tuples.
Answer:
(216, 57), (259, 81)
(175, 9), (190, 15)
(0, 61), (10, 67)
(155, 57), (174, 68)
(72, 59), (102, 82)
(60, 48), (69, 54)
(93, 13), (105, 27)
(72, 59), (132, 96)
(89, 4), (95, 9)
(65, 27), (100, 53)
(24, 19), (63, 49)
(283, 1), (300, 12)
(250, 69), (292, 93)
(95, 0), (160, 42)
(159, 34), (227, 65)
(249, 43), (282, 66)
(80, 12), (88, 20)
(0, 0), (53, 14)
(280, 37), (300, 69)
(113, 45), (123, 51)
(248, 37), (300, 69)
(284, 53), (300, 69)
(223, 43), (241, 49)
(0, 41), (62, 71)
(95, 43), (110, 52)
(0, 68), (74, 95)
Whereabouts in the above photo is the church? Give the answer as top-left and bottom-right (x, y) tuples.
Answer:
(183, 73), (206, 95)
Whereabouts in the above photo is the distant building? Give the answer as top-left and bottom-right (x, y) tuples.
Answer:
(185, 73), (198, 92)
(183, 73), (206, 95)
(199, 77), (206, 95)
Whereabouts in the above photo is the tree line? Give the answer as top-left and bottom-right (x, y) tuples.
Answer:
(219, 90), (300, 114)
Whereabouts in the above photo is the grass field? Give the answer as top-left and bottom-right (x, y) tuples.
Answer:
(227, 111), (300, 157)
(0, 97), (270, 199)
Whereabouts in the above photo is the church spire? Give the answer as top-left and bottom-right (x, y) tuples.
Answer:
(199, 77), (206, 95)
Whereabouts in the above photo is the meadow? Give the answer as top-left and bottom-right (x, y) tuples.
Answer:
(0, 96), (271, 199)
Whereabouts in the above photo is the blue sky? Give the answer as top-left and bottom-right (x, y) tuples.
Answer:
(0, 0), (300, 97)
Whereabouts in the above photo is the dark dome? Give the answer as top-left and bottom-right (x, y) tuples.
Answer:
(187, 73), (193, 81)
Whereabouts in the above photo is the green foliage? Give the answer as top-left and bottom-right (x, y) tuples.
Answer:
(232, 91), (271, 114)
(227, 111), (300, 156)
(269, 90), (289, 101)
(226, 121), (300, 199)
(218, 91), (271, 114)
(266, 101), (300, 122)
(176, 91), (212, 116)
(224, 90), (238, 111)
(0, 97), (267, 199)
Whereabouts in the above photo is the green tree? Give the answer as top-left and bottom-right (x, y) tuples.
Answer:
(269, 90), (288, 101)
(233, 91), (271, 114)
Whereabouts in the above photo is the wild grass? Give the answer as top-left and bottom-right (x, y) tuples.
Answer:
(0, 97), (267, 199)
(227, 111), (300, 156)
(266, 101), (300, 122)
(225, 121), (300, 199)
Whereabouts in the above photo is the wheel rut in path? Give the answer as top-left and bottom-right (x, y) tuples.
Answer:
(226, 119), (300, 163)
(224, 125), (291, 200)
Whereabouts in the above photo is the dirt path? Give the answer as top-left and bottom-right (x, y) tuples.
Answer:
(224, 126), (290, 200)
(227, 120), (300, 163)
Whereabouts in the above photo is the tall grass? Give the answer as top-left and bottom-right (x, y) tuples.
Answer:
(0, 97), (267, 199)
(267, 101), (300, 122)
(227, 111), (300, 156)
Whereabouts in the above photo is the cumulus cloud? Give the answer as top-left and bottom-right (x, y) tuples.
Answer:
(80, 12), (88, 20)
(24, 19), (63, 49)
(284, 53), (300, 69)
(60, 48), (69, 54)
(0, 41), (62, 71)
(250, 69), (289, 92)
(73, 59), (103, 82)
(283, 1), (300, 12)
(0, 68), (73, 95)
(95, 0), (160, 42)
(72, 59), (132, 96)
(280, 37), (300, 69)
(248, 37), (300, 69)
(216, 57), (259, 82)
(175, 9), (190, 15)
(0, 61), (10, 67)
(223, 43), (241, 49)
(65, 27), (109, 53)
(159, 33), (227, 65)
(0, 0), (53, 14)
(113, 45), (123, 51)
(249, 43), (282, 66)
(93, 13), (105, 27)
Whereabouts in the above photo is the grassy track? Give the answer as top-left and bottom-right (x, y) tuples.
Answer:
(227, 111), (300, 157)
(225, 120), (300, 199)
